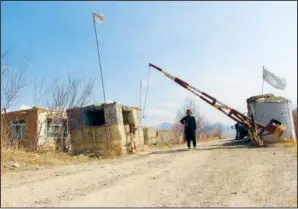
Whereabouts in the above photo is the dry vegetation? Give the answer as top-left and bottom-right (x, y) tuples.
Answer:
(2, 148), (90, 172)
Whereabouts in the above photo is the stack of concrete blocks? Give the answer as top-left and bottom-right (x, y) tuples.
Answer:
(103, 103), (128, 155)
(143, 127), (157, 145)
(133, 109), (144, 150)
(120, 105), (144, 152)
(104, 103), (123, 124)
(143, 128), (176, 145)
(102, 103), (144, 154)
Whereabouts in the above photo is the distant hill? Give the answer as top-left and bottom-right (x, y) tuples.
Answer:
(155, 122), (174, 130)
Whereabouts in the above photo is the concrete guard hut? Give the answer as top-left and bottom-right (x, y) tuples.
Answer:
(247, 94), (296, 143)
(67, 102), (144, 156)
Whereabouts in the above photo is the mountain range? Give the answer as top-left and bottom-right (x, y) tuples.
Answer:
(155, 122), (174, 130)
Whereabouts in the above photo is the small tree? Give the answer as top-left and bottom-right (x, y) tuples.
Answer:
(1, 52), (28, 112)
(211, 124), (223, 138)
(1, 52), (28, 174)
(32, 74), (95, 152)
(198, 120), (213, 140)
(173, 98), (207, 143)
(1, 52), (28, 148)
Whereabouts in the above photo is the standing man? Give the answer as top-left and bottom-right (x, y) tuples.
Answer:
(180, 109), (197, 149)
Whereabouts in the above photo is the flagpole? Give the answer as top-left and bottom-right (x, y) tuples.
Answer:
(93, 13), (106, 103)
(262, 65), (264, 95)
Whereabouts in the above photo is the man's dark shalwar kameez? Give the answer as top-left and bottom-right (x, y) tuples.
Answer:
(180, 114), (197, 148)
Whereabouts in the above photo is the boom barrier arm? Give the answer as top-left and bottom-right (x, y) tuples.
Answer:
(149, 63), (287, 146)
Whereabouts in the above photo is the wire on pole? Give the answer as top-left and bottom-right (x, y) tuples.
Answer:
(93, 14), (107, 103)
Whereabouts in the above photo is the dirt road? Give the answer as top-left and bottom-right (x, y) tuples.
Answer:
(1, 139), (297, 207)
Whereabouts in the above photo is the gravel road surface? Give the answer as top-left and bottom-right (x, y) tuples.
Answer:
(1, 139), (297, 207)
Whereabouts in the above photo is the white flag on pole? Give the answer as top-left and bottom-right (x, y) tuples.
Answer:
(93, 13), (105, 24)
(263, 66), (287, 90)
(141, 80), (147, 87)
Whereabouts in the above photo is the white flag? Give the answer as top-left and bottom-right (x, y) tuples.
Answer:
(141, 80), (147, 87)
(93, 13), (105, 24)
(263, 66), (287, 90)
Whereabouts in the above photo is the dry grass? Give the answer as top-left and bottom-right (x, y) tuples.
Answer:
(279, 138), (296, 144)
(274, 138), (297, 155)
(154, 143), (175, 149)
(2, 147), (91, 174)
(154, 136), (222, 149)
(198, 136), (222, 142)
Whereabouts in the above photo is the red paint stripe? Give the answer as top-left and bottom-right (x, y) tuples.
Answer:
(202, 92), (216, 101)
(201, 92), (216, 105)
(200, 96), (213, 105)
(149, 63), (163, 72)
(174, 78), (189, 88)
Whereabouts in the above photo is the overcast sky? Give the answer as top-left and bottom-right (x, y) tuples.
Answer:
(2, 1), (297, 126)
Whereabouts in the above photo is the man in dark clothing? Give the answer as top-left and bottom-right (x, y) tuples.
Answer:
(234, 122), (249, 140)
(180, 109), (197, 149)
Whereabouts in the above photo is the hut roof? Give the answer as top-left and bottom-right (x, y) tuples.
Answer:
(247, 94), (289, 103)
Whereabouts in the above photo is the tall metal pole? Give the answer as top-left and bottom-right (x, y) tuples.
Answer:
(262, 77), (264, 95)
(93, 14), (107, 103)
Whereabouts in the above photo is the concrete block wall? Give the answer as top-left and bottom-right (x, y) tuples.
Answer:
(104, 103), (122, 125)
(132, 109), (144, 149)
(115, 104), (124, 124)
(70, 124), (125, 156)
(143, 128), (178, 145)
(67, 108), (87, 131)
(156, 130), (174, 144)
(143, 127), (157, 145)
